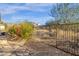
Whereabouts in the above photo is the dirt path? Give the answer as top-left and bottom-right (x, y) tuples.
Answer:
(0, 31), (72, 56)
(26, 39), (72, 56)
(0, 37), (72, 56)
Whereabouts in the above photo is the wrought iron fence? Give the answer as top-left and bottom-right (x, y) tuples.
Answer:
(53, 23), (79, 55)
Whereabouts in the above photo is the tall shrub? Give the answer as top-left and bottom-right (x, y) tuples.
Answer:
(8, 21), (34, 40)
(19, 22), (34, 39)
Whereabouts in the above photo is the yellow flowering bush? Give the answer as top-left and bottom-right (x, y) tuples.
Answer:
(8, 21), (34, 40)
(19, 22), (34, 39)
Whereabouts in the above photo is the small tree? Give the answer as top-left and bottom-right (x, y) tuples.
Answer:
(49, 3), (79, 24)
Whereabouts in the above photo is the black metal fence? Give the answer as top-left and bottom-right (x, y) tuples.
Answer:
(53, 23), (79, 55)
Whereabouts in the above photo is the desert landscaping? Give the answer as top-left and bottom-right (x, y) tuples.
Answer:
(0, 3), (79, 56)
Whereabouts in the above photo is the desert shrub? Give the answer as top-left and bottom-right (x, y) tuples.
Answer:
(8, 21), (34, 40)
(19, 22), (34, 39)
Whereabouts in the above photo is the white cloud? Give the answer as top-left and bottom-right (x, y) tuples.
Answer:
(0, 3), (52, 15)
(0, 5), (31, 15)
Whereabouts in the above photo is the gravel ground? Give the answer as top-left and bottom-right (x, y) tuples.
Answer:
(26, 39), (72, 56)
(0, 38), (72, 56)
(0, 32), (72, 56)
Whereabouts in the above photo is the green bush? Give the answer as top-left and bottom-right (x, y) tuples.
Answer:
(8, 25), (17, 35)
(19, 22), (34, 39)
(8, 21), (34, 40)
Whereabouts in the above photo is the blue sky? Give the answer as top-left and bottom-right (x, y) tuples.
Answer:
(0, 3), (54, 25)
